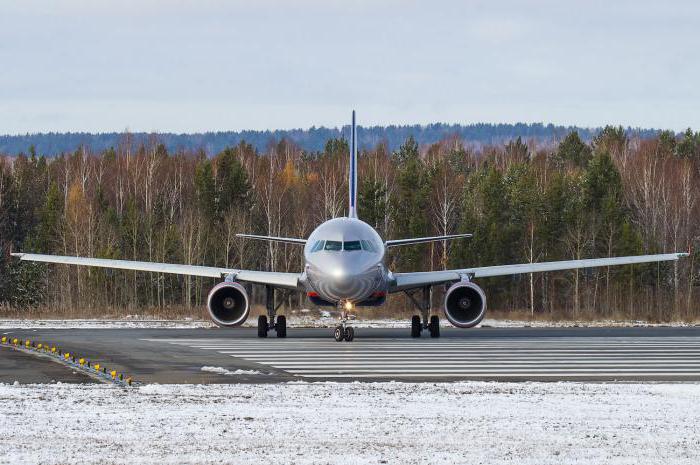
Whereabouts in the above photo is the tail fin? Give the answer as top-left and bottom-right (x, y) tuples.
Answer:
(348, 110), (358, 218)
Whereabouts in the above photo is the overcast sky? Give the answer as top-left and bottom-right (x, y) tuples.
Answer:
(1, 0), (698, 134)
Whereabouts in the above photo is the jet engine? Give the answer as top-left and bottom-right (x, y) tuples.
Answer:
(207, 282), (250, 327)
(443, 281), (487, 328)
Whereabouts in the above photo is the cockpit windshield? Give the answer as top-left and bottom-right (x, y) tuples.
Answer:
(309, 239), (378, 253)
(343, 241), (361, 251)
(323, 241), (342, 251)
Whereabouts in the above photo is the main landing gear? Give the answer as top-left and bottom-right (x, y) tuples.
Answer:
(406, 286), (440, 338)
(334, 302), (355, 342)
(257, 285), (288, 338)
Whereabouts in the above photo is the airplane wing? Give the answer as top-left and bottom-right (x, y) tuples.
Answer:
(386, 233), (472, 247)
(390, 253), (688, 292)
(11, 253), (301, 290)
(236, 234), (307, 245)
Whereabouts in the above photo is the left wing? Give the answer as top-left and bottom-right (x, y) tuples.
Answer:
(11, 253), (301, 290)
(390, 253), (688, 292)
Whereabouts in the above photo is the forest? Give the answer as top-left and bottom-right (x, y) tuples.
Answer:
(0, 122), (659, 157)
(1, 126), (700, 321)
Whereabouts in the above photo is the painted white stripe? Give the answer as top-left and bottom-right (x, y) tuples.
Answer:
(248, 357), (700, 365)
(286, 367), (700, 373)
(165, 338), (700, 344)
(188, 344), (700, 350)
(216, 350), (700, 357)
(296, 371), (698, 379)
(260, 360), (700, 368)
(143, 337), (700, 379)
(146, 338), (700, 345)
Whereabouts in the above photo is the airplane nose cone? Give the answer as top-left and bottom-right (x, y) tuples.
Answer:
(306, 254), (382, 302)
(321, 255), (364, 281)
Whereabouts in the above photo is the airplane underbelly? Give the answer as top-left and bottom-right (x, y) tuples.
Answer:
(307, 268), (384, 303)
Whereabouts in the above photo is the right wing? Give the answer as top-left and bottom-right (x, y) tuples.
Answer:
(390, 253), (688, 292)
(386, 233), (472, 247)
(235, 234), (307, 245)
(11, 253), (301, 290)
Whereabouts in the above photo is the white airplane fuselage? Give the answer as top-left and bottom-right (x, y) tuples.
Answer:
(302, 217), (389, 306)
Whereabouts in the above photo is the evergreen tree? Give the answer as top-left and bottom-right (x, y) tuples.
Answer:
(194, 159), (216, 220)
(504, 137), (529, 162)
(391, 136), (430, 271)
(324, 138), (349, 158)
(657, 130), (677, 156)
(675, 128), (699, 159)
(593, 125), (627, 157)
(35, 182), (63, 254)
(554, 132), (592, 168)
(215, 147), (251, 215)
(358, 179), (386, 231)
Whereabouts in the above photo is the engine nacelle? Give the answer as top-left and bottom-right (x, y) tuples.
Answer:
(443, 281), (487, 328)
(207, 282), (250, 327)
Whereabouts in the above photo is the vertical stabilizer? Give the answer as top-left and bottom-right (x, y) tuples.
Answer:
(349, 110), (358, 218)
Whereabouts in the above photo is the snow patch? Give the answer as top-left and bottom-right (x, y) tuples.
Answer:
(200, 366), (265, 376)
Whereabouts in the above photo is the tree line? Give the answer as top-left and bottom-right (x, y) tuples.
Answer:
(0, 122), (661, 157)
(1, 126), (699, 321)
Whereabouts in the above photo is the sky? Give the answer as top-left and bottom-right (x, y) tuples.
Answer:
(1, 0), (698, 134)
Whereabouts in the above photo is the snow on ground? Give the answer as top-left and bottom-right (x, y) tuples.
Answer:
(0, 382), (699, 465)
(1, 316), (698, 329)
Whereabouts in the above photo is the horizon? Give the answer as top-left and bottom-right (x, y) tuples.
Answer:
(0, 120), (678, 138)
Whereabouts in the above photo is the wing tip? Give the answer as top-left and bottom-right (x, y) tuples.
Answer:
(10, 252), (24, 258)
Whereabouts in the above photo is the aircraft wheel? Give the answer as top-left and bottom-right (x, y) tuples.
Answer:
(334, 326), (345, 342)
(429, 315), (440, 338)
(257, 315), (268, 338)
(344, 326), (354, 342)
(276, 315), (287, 338)
(411, 315), (422, 338)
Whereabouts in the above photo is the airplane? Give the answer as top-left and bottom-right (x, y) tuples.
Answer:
(12, 111), (688, 342)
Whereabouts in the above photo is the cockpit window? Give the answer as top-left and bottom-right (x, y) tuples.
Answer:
(310, 240), (325, 253)
(343, 241), (361, 251)
(311, 239), (377, 252)
(360, 240), (376, 252)
(323, 240), (342, 251)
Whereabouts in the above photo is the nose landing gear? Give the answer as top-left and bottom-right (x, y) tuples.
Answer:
(334, 302), (355, 342)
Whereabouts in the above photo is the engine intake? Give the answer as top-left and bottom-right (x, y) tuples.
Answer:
(443, 281), (486, 328)
(207, 282), (250, 327)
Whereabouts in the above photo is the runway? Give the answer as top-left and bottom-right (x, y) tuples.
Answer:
(3, 326), (700, 383)
(149, 335), (700, 380)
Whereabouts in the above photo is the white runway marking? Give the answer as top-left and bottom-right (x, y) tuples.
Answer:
(144, 337), (700, 379)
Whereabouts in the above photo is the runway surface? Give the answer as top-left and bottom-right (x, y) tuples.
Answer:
(3, 326), (700, 383)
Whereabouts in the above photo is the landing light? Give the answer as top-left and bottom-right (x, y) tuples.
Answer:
(331, 268), (345, 278)
(344, 301), (354, 311)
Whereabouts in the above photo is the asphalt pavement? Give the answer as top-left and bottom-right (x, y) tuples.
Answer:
(2, 326), (700, 383)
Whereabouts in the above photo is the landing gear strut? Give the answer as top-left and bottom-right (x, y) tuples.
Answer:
(405, 286), (440, 338)
(334, 303), (355, 342)
(257, 285), (288, 338)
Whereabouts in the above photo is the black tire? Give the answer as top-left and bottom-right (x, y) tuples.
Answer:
(344, 326), (354, 342)
(429, 315), (440, 338)
(276, 315), (287, 338)
(411, 315), (422, 338)
(334, 326), (345, 342)
(257, 315), (268, 338)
